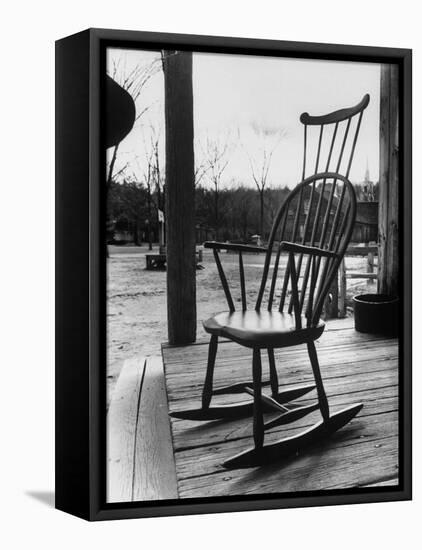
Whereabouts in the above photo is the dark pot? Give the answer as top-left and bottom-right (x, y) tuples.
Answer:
(353, 294), (398, 337)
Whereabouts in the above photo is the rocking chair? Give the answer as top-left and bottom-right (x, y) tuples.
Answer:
(171, 95), (370, 468)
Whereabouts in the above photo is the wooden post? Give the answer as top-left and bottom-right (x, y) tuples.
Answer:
(378, 64), (399, 296)
(367, 251), (374, 285)
(339, 259), (347, 318)
(163, 51), (196, 344)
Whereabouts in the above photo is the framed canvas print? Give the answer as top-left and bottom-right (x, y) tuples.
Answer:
(55, 28), (412, 521)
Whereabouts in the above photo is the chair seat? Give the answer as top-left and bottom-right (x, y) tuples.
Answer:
(203, 310), (325, 348)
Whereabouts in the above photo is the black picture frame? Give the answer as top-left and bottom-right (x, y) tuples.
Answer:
(55, 28), (412, 521)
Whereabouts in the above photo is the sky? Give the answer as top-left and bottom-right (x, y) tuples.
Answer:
(107, 48), (381, 189)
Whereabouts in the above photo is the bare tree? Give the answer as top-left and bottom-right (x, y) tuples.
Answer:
(237, 187), (254, 241)
(243, 122), (285, 239)
(149, 126), (166, 248)
(140, 146), (155, 250)
(110, 55), (161, 114)
(133, 124), (165, 250)
(106, 55), (162, 188)
(149, 126), (164, 211)
(107, 144), (130, 188)
(194, 159), (210, 188)
(193, 137), (210, 188)
(203, 134), (232, 240)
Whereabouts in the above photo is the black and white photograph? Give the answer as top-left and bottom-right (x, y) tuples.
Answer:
(3, 0), (421, 543)
(104, 46), (403, 503)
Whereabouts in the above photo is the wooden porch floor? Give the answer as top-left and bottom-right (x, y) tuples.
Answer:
(162, 317), (399, 499)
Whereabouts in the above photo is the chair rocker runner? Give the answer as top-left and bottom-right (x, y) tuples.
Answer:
(171, 96), (369, 468)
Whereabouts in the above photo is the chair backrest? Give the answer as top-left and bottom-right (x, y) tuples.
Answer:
(212, 97), (368, 323)
(254, 95), (370, 326)
(299, 94), (370, 182)
(256, 172), (357, 327)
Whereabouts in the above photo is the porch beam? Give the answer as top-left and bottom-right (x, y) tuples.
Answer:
(163, 50), (196, 344)
(378, 64), (399, 296)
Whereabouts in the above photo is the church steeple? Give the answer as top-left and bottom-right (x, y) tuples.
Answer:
(364, 158), (370, 184)
(362, 158), (374, 202)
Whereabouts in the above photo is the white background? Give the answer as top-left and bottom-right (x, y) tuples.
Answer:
(0, 1), (419, 548)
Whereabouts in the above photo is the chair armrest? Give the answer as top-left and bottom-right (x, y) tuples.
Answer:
(204, 241), (267, 254)
(280, 241), (338, 258)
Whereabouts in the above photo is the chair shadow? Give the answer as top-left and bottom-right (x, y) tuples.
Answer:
(25, 490), (55, 508)
(228, 422), (363, 491)
(182, 415), (251, 433)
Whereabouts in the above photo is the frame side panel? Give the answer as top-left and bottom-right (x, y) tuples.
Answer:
(55, 30), (91, 520)
(401, 50), (412, 499)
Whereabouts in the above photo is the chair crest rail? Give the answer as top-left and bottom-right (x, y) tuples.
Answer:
(300, 94), (370, 126)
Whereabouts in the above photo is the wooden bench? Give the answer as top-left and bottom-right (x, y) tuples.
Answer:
(145, 253), (167, 270)
(146, 250), (203, 270)
(106, 355), (178, 503)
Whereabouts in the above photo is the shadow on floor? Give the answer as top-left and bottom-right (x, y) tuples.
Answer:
(25, 491), (55, 508)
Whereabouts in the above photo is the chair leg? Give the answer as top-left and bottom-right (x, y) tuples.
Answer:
(252, 348), (264, 450)
(267, 348), (279, 398)
(307, 341), (330, 422)
(201, 335), (218, 409)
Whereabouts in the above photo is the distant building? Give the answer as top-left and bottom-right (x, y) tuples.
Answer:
(352, 163), (378, 243)
(358, 160), (375, 202)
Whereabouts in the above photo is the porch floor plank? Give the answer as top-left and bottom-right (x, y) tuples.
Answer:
(107, 356), (178, 502)
(133, 357), (179, 501)
(107, 356), (146, 503)
(162, 317), (399, 499)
